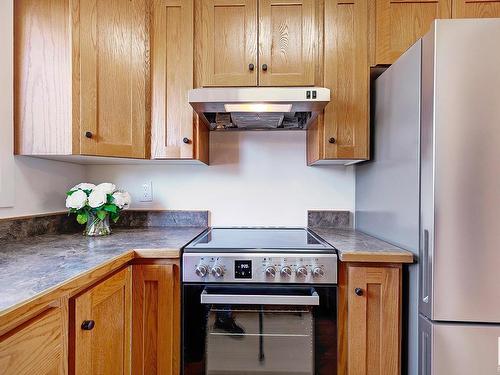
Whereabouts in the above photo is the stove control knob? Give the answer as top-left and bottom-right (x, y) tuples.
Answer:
(211, 265), (224, 278)
(195, 264), (209, 278)
(265, 266), (276, 278)
(296, 266), (308, 278)
(280, 266), (292, 278)
(312, 267), (325, 278)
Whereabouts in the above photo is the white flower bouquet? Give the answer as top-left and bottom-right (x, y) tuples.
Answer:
(66, 182), (131, 236)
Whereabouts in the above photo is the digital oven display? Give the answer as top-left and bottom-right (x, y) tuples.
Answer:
(234, 260), (252, 279)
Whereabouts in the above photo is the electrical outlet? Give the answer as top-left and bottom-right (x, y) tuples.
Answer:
(140, 181), (153, 202)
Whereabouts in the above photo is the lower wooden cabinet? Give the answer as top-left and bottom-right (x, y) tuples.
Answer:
(340, 263), (402, 375)
(72, 267), (132, 375)
(132, 263), (180, 375)
(0, 304), (67, 375)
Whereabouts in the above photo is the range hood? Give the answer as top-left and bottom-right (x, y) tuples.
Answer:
(188, 87), (330, 130)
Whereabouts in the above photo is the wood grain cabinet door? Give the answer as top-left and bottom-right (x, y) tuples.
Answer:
(132, 263), (180, 375)
(77, 0), (148, 158)
(452, 0), (500, 18)
(201, 0), (258, 86)
(347, 265), (401, 375)
(73, 267), (132, 375)
(375, 0), (451, 65)
(258, 0), (316, 86)
(151, 0), (196, 159)
(307, 0), (370, 164)
(0, 306), (66, 375)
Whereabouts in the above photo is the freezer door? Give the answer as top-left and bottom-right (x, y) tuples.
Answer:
(420, 19), (500, 322)
(419, 315), (500, 375)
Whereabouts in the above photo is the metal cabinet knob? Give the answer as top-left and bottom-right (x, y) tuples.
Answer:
(328, 137), (336, 144)
(249, 63), (255, 71)
(354, 288), (363, 296)
(85, 131), (93, 139)
(262, 63), (268, 71)
(183, 137), (191, 144)
(81, 320), (95, 330)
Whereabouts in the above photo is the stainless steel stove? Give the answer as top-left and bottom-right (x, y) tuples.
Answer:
(182, 228), (338, 375)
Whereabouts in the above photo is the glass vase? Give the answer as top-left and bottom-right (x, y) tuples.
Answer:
(84, 212), (111, 236)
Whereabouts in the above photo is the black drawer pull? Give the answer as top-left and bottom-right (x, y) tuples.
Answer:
(81, 320), (95, 330)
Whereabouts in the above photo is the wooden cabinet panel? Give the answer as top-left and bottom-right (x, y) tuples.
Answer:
(307, 0), (369, 163)
(14, 0), (73, 155)
(77, 0), (148, 158)
(132, 263), (180, 374)
(347, 265), (401, 375)
(258, 0), (316, 86)
(73, 267), (132, 375)
(201, 0), (258, 86)
(375, 0), (451, 65)
(0, 306), (66, 375)
(151, 0), (199, 159)
(452, 0), (500, 18)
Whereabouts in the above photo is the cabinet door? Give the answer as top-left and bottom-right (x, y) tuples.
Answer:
(201, 0), (258, 86)
(258, 0), (316, 86)
(0, 306), (66, 375)
(78, 0), (148, 158)
(307, 0), (369, 164)
(74, 267), (132, 375)
(151, 0), (197, 159)
(452, 0), (500, 17)
(375, 0), (451, 65)
(132, 263), (180, 374)
(347, 265), (401, 375)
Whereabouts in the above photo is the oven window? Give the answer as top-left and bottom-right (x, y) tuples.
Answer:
(206, 305), (313, 375)
(183, 285), (337, 375)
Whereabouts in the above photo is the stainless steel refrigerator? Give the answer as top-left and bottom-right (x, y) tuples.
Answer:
(355, 19), (500, 375)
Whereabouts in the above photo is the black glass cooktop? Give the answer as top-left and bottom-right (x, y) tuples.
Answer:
(185, 227), (335, 252)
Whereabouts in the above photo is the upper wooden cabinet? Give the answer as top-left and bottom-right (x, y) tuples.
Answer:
(14, 0), (149, 158)
(198, 0), (320, 87)
(452, 0), (500, 18)
(200, 0), (258, 86)
(78, 0), (149, 158)
(307, 0), (370, 164)
(258, 0), (316, 86)
(151, 0), (209, 162)
(15, 0), (209, 163)
(373, 0), (452, 65)
(73, 267), (132, 375)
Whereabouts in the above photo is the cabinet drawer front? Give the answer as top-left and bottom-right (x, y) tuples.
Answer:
(201, 0), (258, 86)
(0, 307), (65, 375)
(258, 0), (316, 86)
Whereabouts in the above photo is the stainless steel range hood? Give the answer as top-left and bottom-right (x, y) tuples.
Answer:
(188, 87), (330, 130)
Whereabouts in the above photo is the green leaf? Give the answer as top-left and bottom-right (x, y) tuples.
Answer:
(97, 210), (107, 220)
(76, 213), (88, 225)
(104, 204), (118, 213)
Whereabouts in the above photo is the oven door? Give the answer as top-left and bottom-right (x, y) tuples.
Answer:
(182, 284), (337, 375)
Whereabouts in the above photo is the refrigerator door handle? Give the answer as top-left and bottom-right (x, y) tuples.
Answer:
(422, 229), (430, 304)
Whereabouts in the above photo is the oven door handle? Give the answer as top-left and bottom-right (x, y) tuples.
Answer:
(200, 289), (320, 306)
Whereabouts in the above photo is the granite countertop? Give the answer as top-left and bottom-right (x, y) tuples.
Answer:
(0, 227), (206, 314)
(310, 227), (414, 263)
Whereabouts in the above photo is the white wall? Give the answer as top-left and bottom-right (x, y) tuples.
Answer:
(87, 132), (355, 226)
(0, 0), (86, 219)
